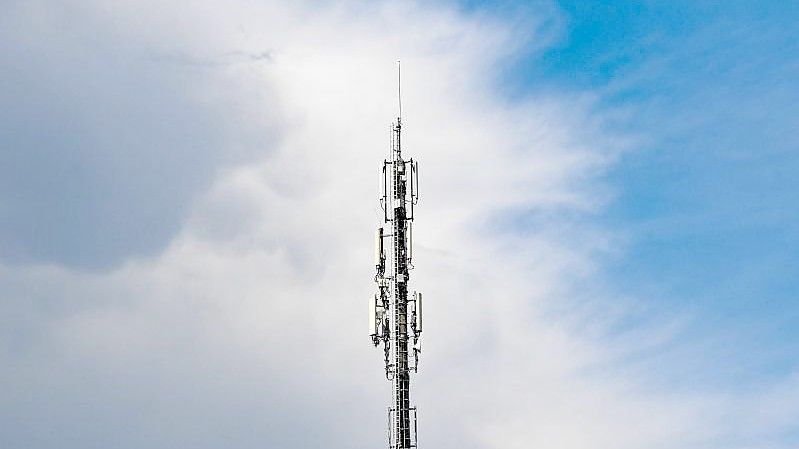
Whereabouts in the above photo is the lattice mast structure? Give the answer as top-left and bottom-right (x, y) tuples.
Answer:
(370, 65), (422, 449)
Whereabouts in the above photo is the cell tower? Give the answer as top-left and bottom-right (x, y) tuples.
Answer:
(370, 63), (422, 449)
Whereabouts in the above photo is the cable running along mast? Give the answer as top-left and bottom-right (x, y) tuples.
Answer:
(370, 63), (422, 449)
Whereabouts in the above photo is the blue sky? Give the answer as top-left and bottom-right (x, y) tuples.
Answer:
(1, 1), (798, 448)
(476, 0), (799, 390)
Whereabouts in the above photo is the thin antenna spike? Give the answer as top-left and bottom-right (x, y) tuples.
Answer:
(397, 60), (402, 122)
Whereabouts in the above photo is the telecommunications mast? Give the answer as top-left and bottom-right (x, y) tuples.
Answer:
(370, 62), (422, 449)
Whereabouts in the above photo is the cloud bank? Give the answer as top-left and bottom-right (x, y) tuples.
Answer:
(0, 1), (795, 448)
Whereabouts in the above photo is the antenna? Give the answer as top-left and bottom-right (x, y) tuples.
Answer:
(370, 65), (422, 449)
(397, 60), (402, 121)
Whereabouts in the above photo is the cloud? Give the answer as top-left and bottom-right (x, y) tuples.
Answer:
(0, 0), (282, 269)
(0, 1), (795, 448)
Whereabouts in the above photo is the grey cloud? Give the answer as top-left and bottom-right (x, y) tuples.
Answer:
(0, 6), (279, 270)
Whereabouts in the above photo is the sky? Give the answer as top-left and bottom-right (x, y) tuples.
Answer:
(505, 0), (799, 390)
(1, 1), (797, 448)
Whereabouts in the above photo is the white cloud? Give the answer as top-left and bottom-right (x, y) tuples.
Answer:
(0, 1), (794, 448)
